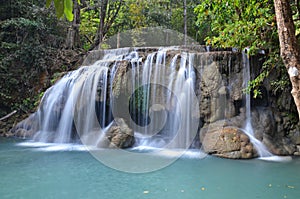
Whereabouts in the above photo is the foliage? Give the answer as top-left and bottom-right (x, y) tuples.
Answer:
(79, 0), (125, 49)
(80, 1), (99, 50)
(194, 0), (291, 97)
(79, 0), (200, 49)
(0, 0), (68, 115)
(195, 0), (276, 53)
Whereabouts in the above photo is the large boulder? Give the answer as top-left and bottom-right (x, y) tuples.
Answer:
(202, 126), (257, 159)
(105, 118), (135, 148)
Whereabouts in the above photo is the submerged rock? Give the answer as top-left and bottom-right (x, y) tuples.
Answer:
(202, 126), (257, 159)
(105, 118), (135, 148)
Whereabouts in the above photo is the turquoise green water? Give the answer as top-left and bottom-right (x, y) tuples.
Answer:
(1, 137), (300, 199)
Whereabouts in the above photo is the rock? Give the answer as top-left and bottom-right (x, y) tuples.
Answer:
(294, 145), (300, 155)
(200, 62), (224, 122)
(202, 126), (257, 159)
(112, 61), (130, 97)
(263, 136), (296, 155)
(293, 131), (300, 145)
(250, 107), (296, 155)
(10, 113), (38, 139)
(3, 131), (14, 137)
(14, 129), (34, 138)
(105, 118), (135, 148)
(149, 104), (167, 135)
(218, 86), (227, 95)
(294, 151), (300, 156)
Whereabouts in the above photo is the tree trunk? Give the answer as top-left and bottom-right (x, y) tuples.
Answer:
(89, 0), (108, 50)
(89, 0), (123, 50)
(274, 0), (300, 121)
(65, 0), (81, 49)
(98, 0), (108, 49)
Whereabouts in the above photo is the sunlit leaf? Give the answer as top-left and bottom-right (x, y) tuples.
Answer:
(64, 0), (74, 21)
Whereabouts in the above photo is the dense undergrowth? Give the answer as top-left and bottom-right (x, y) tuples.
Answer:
(0, 1), (84, 135)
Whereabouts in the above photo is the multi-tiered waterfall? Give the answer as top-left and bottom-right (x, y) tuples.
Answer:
(29, 47), (200, 150)
(13, 46), (291, 161)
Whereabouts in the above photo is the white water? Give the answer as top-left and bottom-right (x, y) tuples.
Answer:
(31, 47), (199, 149)
(16, 47), (294, 163)
(242, 51), (291, 162)
(242, 51), (272, 157)
(16, 140), (206, 159)
(129, 48), (199, 148)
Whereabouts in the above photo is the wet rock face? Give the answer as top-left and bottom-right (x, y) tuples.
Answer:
(10, 114), (38, 139)
(202, 126), (257, 159)
(106, 118), (135, 148)
(251, 107), (297, 155)
(195, 52), (243, 124)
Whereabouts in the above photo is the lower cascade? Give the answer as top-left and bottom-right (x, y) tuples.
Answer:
(12, 46), (296, 159)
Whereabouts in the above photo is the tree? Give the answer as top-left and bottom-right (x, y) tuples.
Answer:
(0, 0), (69, 115)
(92, 0), (124, 49)
(195, 0), (276, 52)
(65, 0), (81, 49)
(274, 0), (300, 121)
(195, 0), (300, 121)
(183, 0), (187, 45)
(48, 0), (200, 49)
(195, 0), (283, 97)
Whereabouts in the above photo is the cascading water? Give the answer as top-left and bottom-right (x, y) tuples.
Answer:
(242, 51), (272, 157)
(13, 45), (295, 163)
(31, 47), (199, 149)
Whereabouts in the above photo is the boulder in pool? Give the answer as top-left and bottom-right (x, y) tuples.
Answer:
(202, 126), (258, 159)
(105, 118), (135, 148)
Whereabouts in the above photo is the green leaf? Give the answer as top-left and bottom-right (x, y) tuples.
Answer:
(64, 0), (74, 21)
(46, 0), (52, 8)
(54, 0), (64, 18)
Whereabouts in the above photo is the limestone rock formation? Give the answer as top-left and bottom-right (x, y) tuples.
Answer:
(10, 114), (38, 139)
(250, 107), (296, 155)
(195, 52), (243, 124)
(105, 118), (135, 148)
(202, 126), (257, 159)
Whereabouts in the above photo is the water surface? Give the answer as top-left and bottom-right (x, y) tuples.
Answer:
(1, 137), (299, 199)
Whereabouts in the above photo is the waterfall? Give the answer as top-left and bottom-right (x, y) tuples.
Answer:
(14, 46), (295, 162)
(31, 47), (200, 149)
(242, 51), (272, 157)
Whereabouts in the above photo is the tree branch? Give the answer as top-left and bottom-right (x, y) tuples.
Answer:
(0, 110), (17, 121)
(104, 0), (124, 35)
